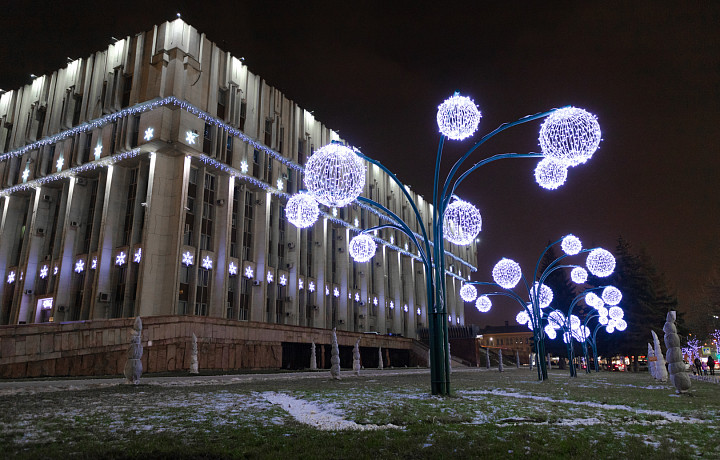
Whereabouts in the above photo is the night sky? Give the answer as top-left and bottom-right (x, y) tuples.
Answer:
(1, 2), (718, 326)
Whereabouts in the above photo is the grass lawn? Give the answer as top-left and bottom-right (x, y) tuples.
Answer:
(0, 367), (717, 459)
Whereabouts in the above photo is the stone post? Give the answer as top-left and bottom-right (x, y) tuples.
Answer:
(189, 332), (199, 374)
(486, 347), (491, 369)
(353, 339), (361, 376)
(516, 350), (520, 368)
(123, 317), (143, 384)
(378, 347), (384, 370)
(310, 341), (318, 370)
(498, 348), (504, 372)
(330, 328), (341, 379)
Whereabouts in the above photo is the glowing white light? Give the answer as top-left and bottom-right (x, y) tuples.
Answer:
(404, 242), (409, 251)
(597, 305), (609, 317)
(585, 292), (604, 309)
(349, 234), (377, 262)
(56, 157), (64, 171)
(244, 266), (254, 278)
(279, 275), (287, 286)
(228, 262), (238, 275)
(389, 301), (394, 309)
(144, 127), (154, 141)
(91, 257), (97, 269)
(115, 252), (126, 266)
(436, 93), (481, 140)
(548, 311), (566, 329)
(299, 279), (304, 290)
(94, 145), (102, 159)
(355, 292), (360, 302)
(615, 319), (628, 331)
(333, 287), (340, 297)
(332, 207), (338, 217)
(309, 281), (315, 292)
(492, 258), (522, 289)
(53, 266), (58, 275)
(599, 315), (609, 325)
(22, 168), (29, 182)
(40, 265), (48, 279)
(601, 286), (622, 306)
(456, 317), (460, 324)
(354, 218), (359, 227)
(325, 286), (330, 296)
(186, 131), (199, 144)
(303, 143), (365, 207)
(443, 199), (482, 246)
(390, 235), (394, 244)
(348, 292), (352, 299)
(286, 192), (320, 229)
(41, 298), (53, 310)
(133, 248), (142, 263)
(403, 304), (408, 312)
(460, 284), (478, 302)
(534, 157), (568, 190)
(608, 306), (624, 320)
(545, 325), (558, 340)
(182, 251), (194, 266)
(417, 307), (421, 316)
(74, 259), (84, 273)
(570, 315), (581, 330)
(448, 315), (452, 323)
(267, 271), (274, 283)
(572, 325), (590, 343)
(586, 248), (615, 277)
(571, 267), (588, 284)
(476, 296), (492, 313)
(516, 310), (530, 325)
(373, 297), (378, 306)
(606, 324), (615, 334)
(561, 234), (582, 256)
(7, 271), (15, 283)
(539, 107), (601, 166)
(276, 178), (283, 191)
(240, 160), (249, 174)
(529, 282), (553, 308)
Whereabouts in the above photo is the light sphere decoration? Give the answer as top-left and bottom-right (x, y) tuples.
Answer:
(615, 318), (628, 331)
(570, 314), (581, 330)
(548, 311), (566, 329)
(608, 306), (624, 320)
(476, 295), (492, 313)
(286, 192), (319, 228)
(571, 267), (588, 284)
(492, 258), (522, 289)
(606, 324), (616, 334)
(538, 107), (602, 166)
(303, 143), (366, 207)
(529, 282), (553, 308)
(516, 310), (530, 325)
(597, 305), (609, 318)
(561, 234), (583, 255)
(602, 286), (622, 306)
(586, 248), (616, 277)
(599, 315), (609, 325)
(460, 284), (478, 302)
(436, 93), (481, 141)
(585, 292), (604, 309)
(349, 234), (377, 262)
(534, 157), (568, 190)
(545, 325), (558, 340)
(443, 199), (482, 246)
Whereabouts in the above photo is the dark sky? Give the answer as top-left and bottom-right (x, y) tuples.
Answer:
(1, 1), (719, 326)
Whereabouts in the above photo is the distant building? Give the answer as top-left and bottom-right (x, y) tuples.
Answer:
(0, 19), (477, 344)
(477, 325), (533, 357)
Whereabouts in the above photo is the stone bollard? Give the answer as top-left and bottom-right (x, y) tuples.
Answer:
(498, 349), (504, 373)
(330, 328), (341, 380)
(189, 332), (199, 374)
(353, 339), (361, 376)
(310, 341), (317, 370)
(124, 317), (143, 385)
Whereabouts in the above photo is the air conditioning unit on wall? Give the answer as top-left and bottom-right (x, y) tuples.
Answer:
(98, 292), (110, 302)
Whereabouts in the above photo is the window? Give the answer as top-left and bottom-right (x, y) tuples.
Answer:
(226, 134), (233, 164)
(298, 139), (305, 165)
(278, 126), (284, 153)
(203, 123), (213, 154)
(217, 89), (227, 119)
(242, 190), (254, 260)
(252, 149), (259, 178)
(264, 119), (272, 146)
(184, 167), (198, 245)
(195, 268), (210, 316)
(239, 277), (250, 320)
(122, 167), (138, 246)
(35, 107), (46, 140)
(239, 100), (247, 131)
(200, 172), (215, 250)
(230, 186), (239, 258)
(121, 75), (133, 107)
(131, 115), (140, 148)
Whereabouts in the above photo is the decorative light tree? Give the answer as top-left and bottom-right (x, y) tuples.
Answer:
(287, 92), (602, 395)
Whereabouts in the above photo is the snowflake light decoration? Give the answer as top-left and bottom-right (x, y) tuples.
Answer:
(53, 266), (58, 275)
(276, 178), (283, 191)
(115, 251), (126, 266)
(56, 157), (64, 171)
(94, 145), (102, 160)
(539, 107), (601, 166)
(602, 286), (622, 306)
(325, 285), (330, 296)
(303, 143), (365, 207)
(333, 287), (340, 297)
(349, 234), (377, 262)
(309, 281), (315, 292)
(389, 301), (394, 309)
(354, 218), (359, 227)
(91, 257), (97, 269)
(186, 130), (199, 145)
(240, 160), (249, 174)
(571, 266), (588, 284)
(182, 251), (194, 266)
(492, 258), (522, 289)
(355, 292), (360, 302)
(279, 274), (287, 286)
(133, 248), (142, 263)
(228, 262), (238, 275)
(144, 127), (154, 141)
(373, 297), (378, 306)
(39, 265), (48, 279)
(299, 279), (304, 290)
(332, 207), (338, 217)
(460, 284), (478, 302)
(417, 308), (421, 316)
(586, 248), (615, 277)
(7, 271), (15, 283)
(529, 282), (553, 308)
(585, 292), (604, 309)
(266, 271), (273, 283)
(476, 295), (492, 313)
(404, 304), (409, 313)
(436, 93), (481, 140)
(74, 259), (84, 273)
(443, 199), (482, 246)
(534, 157), (568, 190)
(561, 234), (582, 255)
(22, 168), (29, 182)
(244, 265), (254, 278)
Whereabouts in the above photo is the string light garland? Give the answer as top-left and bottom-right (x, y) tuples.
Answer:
(349, 233), (377, 262)
(476, 295), (492, 313)
(459, 284), (478, 302)
(561, 234), (582, 255)
(286, 192), (320, 228)
(586, 248), (616, 277)
(443, 199), (482, 246)
(534, 157), (568, 190)
(539, 107), (602, 166)
(304, 143), (366, 207)
(436, 93), (481, 140)
(571, 267), (588, 284)
(601, 286), (622, 306)
(492, 258), (522, 289)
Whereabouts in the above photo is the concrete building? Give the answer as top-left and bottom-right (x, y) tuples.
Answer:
(0, 19), (477, 346)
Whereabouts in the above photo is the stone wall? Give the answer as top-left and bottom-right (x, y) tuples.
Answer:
(0, 316), (416, 379)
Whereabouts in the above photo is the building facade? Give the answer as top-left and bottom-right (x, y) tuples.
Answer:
(0, 19), (478, 340)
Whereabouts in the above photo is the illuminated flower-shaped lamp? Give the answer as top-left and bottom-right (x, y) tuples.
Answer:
(544, 324), (558, 340)
(443, 199), (482, 245)
(492, 258), (522, 289)
(601, 286), (622, 306)
(476, 295), (492, 313)
(561, 234), (582, 256)
(286, 192), (320, 228)
(586, 248), (616, 277)
(571, 267), (588, 284)
(436, 93), (481, 141)
(548, 311), (565, 329)
(303, 143), (365, 207)
(534, 157), (568, 190)
(529, 282), (553, 308)
(349, 234), (377, 262)
(459, 284), (478, 302)
(539, 107), (602, 166)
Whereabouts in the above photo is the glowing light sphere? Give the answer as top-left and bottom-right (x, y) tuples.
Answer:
(572, 326), (590, 342)
(548, 311), (566, 329)
(443, 199), (482, 246)
(436, 93), (481, 141)
(475, 296), (492, 313)
(597, 305), (609, 318)
(561, 234), (582, 255)
(534, 157), (568, 190)
(599, 315), (609, 325)
(516, 310), (530, 325)
(349, 234), (377, 262)
(601, 286), (622, 306)
(608, 306), (624, 320)
(606, 324), (616, 334)
(286, 192), (320, 228)
(586, 248), (615, 277)
(571, 267), (588, 284)
(615, 319), (628, 331)
(303, 143), (365, 207)
(585, 292), (604, 309)
(460, 284), (478, 303)
(492, 258), (522, 289)
(529, 282), (553, 308)
(539, 107), (601, 166)
(545, 325), (557, 340)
